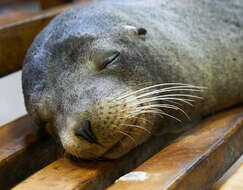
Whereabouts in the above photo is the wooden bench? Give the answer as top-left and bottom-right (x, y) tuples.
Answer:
(0, 1), (243, 189)
(213, 163), (243, 190)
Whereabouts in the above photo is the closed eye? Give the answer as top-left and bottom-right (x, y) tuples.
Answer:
(103, 51), (120, 67)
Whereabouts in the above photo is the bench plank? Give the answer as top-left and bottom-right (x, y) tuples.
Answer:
(109, 107), (243, 190)
(0, 0), (32, 7)
(13, 107), (243, 190)
(0, 116), (38, 161)
(13, 157), (112, 190)
(40, 0), (71, 10)
(213, 163), (243, 190)
(0, 116), (61, 189)
(12, 134), (178, 190)
(0, 10), (32, 26)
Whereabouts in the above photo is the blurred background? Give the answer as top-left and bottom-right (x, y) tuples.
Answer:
(0, 71), (26, 126)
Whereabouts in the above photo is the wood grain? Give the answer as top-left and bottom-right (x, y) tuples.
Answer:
(13, 107), (243, 190)
(0, 0), (32, 7)
(12, 134), (178, 190)
(0, 0), (91, 78)
(213, 163), (243, 190)
(0, 10), (32, 26)
(40, 0), (71, 10)
(0, 115), (61, 189)
(108, 107), (243, 190)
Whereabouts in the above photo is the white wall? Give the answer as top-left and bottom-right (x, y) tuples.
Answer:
(0, 71), (26, 126)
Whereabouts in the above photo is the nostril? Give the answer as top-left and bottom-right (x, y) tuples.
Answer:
(74, 120), (99, 144)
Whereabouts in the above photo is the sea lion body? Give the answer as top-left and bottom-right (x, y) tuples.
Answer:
(22, 0), (243, 159)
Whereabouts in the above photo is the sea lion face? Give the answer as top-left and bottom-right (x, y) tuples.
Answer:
(23, 9), (158, 159)
(50, 25), (156, 159)
(22, 5), (202, 159)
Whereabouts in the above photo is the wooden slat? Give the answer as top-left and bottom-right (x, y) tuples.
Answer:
(40, 0), (71, 10)
(12, 135), (178, 190)
(0, 10), (32, 26)
(0, 0), (91, 78)
(0, 0), (32, 7)
(13, 107), (243, 190)
(213, 163), (243, 190)
(0, 115), (61, 189)
(13, 157), (112, 190)
(108, 107), (243, 190)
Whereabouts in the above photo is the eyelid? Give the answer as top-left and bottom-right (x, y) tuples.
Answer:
(103, 51), (120, 67)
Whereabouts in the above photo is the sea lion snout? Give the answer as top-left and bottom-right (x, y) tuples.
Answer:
(55, 94), (154, 159)
(74, 119), (99, 144)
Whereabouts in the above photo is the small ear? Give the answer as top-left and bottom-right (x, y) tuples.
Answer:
(137, 28), (147, 35)
(122, 25), (147, 36)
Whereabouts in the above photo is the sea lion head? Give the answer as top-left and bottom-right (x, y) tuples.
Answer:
(22, 4), (201, 159)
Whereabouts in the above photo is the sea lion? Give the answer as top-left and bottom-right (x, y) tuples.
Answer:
(22, 0), (243, 159)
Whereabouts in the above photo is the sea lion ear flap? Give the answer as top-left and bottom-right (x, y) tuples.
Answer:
(122, 25), (147, 36)
(137, 28), (147, 35)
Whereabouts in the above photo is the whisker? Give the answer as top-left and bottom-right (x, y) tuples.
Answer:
(119, 116), (154, 125)
(125, 93), (203, 105)
(156, 94), (203, 99)
(116, 83), (205, 100)
(161, 97), (194, 106)
(127, 87), (203, 102)
(130, 97), (195, 107)
(132, 104), (190, 120)
(111, 131), (125, 151)
(109, 81), (153, 101)
(119, 124), (151, 134)
(162, 99), (185, 107)
(116, 130), (137, 146)
(147, 108), (183, 122)
(128, 109), (182, 123)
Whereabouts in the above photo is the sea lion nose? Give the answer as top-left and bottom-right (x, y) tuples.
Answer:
(74, 120), (99, 144)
